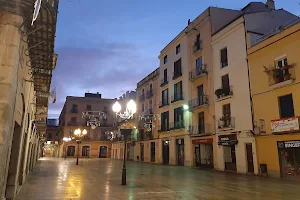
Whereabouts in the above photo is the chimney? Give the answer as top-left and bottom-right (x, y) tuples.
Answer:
(266, 0), (275, 10)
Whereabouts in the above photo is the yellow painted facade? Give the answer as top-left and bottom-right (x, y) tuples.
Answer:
(248, 22), (300, 178)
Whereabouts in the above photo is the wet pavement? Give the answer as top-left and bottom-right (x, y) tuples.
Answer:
(16, 158), (300, 200)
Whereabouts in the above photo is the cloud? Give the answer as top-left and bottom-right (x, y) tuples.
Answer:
(48, 41), (158, 117)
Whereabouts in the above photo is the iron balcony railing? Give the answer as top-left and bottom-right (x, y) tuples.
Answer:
(217, 116), (235, 129)
(146, 90), (154, 98)
(160, 77), (169, 87)
(188, 95), (209, 109)
(193, 40), (203, 53)
(158, 125), (169, 132)
(215, 86), (233, 100)
(170, 121), (185, 130)
(189, 64), (207, 81)
(139, 94), (145, 102)
(173, 71), (182, 80)
(189, 124), (211, 135)
(264, 64), (296, 86)
(159, 98), (169, 108)
(171, 92), (184, 103)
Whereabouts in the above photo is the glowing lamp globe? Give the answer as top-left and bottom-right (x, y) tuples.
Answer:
(112, 101), (121, 113)
(82, 129), (87, 135)
(127, 100), (136, 114)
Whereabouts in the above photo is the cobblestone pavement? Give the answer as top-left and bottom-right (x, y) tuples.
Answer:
(16, 158), (300, 200)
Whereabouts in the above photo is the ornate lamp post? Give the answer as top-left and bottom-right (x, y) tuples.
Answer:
(112, 99), (136, 185)
(73, 128), (87, 165)
(63, 137), (72, 159)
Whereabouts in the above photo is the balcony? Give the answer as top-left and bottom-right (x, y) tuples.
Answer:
(264, 64), (296, 89)
(160, 77), (168, 87)
(139, 94), (145, 102)
(171, 93), (184, 103)
(188, 95), (209, 110)
(158, 125), (170, 132)
(173, 71), (182, 80)
(215, 86), (233, 101)
(189, 64), (208, 81)
(170, 121), (185, 130)
(217, 116), (235, 130)
(159, 98), (169, 108)
(146, 90), (154, 99)
(189, 124), (211, 136)
(193, 40), (202, 54)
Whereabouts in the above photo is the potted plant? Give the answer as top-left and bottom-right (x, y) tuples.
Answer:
(218, 116), (225, 128)
(272, 68), (282, 83)
(215, 88), (223, 98)
(284, 72), (291, 81)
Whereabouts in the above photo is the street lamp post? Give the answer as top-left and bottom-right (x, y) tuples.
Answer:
(112, 99), (136, 185)
(73, 128), (87, 165)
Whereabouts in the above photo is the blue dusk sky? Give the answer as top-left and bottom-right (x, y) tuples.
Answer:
(48, 0), (299, 117)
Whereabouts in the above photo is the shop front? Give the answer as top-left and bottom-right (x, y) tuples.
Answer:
(218, 134), (237, 171)
(192, 138), (214, 168)
(278, 140), (300, 180)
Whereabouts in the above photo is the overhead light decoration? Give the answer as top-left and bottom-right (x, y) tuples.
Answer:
(82, 111), (107, 130)
(32, 0), (42, 26)
(139, 113), (160, 132)
(112, 100), (136, 120)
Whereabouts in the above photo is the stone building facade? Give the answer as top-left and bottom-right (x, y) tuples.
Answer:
(0, 0), (59, 199)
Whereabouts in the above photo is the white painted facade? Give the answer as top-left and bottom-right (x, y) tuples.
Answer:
(212, 17), (258, 174)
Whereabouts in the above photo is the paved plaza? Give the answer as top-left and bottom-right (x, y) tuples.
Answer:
(16, 158), (300, 200)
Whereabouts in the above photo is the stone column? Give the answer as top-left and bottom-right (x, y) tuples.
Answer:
(0, 10), (23, 199)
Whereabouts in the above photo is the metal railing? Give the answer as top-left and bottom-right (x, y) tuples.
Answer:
(215, 86), (233, 100)
(170, 121), (185, 130)
(266, 65), (296, 86)
(193, 40), (203, 53)
(189, 95), (209, 109)
(189, 124), (211, 135)
(254, 16), (300, 45)
(173, 71), (182, 80)
(159, 98), (169, 108)
(217, 117), (235, 129)
(158, 125), (169, 132)
(160, 77), (168, 87)
(189, 64), (207, 80)
(146, 90), (153, 98)
(171, 93), (184, 103)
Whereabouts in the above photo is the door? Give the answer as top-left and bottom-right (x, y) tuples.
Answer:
(197, 84), (204, 105)
(196, 57), (203, 75)
(82, 146), (90, 157)
(150, 142), (155, 162)
(140, 143), (144, 161)
(198, 112), (205, 134)
(67, 146), (75, 157)
(177, 139), (184, 166)
(246, 144), (254, 173)
(195, 146), (201, 166)
(99, 146), (108, 158)
(221, 74), (230, 94)
(163, 141), (170, 164)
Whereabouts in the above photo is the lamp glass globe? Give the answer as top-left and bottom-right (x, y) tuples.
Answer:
(127, 100), (136, 114)
(112, 101), (121, 113)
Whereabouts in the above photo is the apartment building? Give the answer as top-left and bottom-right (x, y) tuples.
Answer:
(211, 1), (296, 174)
(59, 93), (115, 158)
(248, 18), (300, 179)
(134, 68), (160, 163)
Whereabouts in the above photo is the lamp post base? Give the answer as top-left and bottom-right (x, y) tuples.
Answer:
(121, 167), (126, 185)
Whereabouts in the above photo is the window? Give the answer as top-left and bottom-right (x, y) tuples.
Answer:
(48, 132), (52, 139)
(142, 103), (144, 112)
(196, 56), (203, 74)
(223, 104), (231, 117)
(162, 89), (169, 105)
(220, 48), (228, 68)
(221, 74), (231, 96)
(86, 105), (91, 111)
(164, 69), (168, 83)
(149, 100), (152, 108)
(173, 81), (183, 101)
(149, 84), (152, 92)
(161, 111), (169, 130)
(279, 94), (294, 118)
(164, 55), (168, 64)
(71, 104), (78, 113)
(193, 34), (201, 52)
(198, 112), (205, 134)
(274, 57), (290, 83)
(142, 88), (144, 95)
(176, 44), (181, 54)
(174, 107), (184, 123)
(173, 58), (182, 78)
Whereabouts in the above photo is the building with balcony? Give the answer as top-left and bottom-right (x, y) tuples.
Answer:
(132, 68), (160, 163)
(248, 18), (300, 179)
(0, 1), (59, 199)
(211, 0), (296, 174)
(58, 93), (115, 159)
